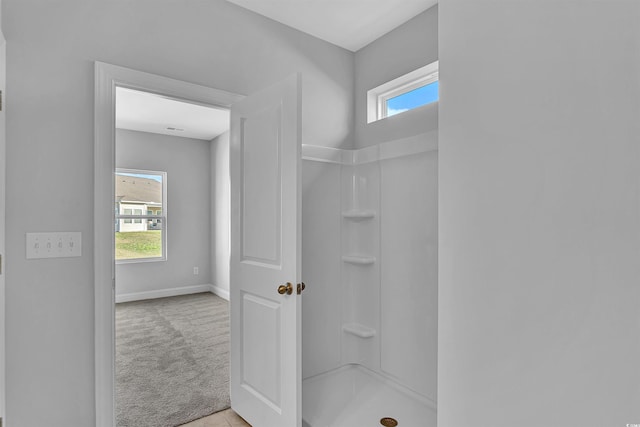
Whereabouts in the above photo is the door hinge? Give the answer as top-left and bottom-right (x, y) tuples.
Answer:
(0, 253), (3, 275)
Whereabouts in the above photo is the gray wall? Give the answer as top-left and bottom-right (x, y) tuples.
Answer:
(3, 1), (353, 424)
(354, 5), (438, 148)
(115, 129), (212, 298)
(439, 1), (640, 425)
(0, 2), (5, 418)
(210, 131), (230, 297)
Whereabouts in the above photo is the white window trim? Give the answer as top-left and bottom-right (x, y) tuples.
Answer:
(115, 168), (168, 263)
(367, 60), (439, 123)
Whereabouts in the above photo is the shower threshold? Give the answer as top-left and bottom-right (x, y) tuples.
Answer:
(302, 364), (436, 427)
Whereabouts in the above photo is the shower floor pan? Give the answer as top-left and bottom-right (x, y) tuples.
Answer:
(302, 364), (436, 427)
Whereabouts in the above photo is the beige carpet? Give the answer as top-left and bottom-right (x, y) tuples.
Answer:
(116, 293), (230, 427)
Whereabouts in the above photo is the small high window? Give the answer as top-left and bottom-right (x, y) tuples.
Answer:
(367, 61), (439, 123)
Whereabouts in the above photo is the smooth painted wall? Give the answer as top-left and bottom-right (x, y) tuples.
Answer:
(0, 2), (6, 418)
(211, 131), (230, 298)
(439, 1), (640, 425)
(354, 5), (438, 148)
(115, 129), (212, 298)
(3, 1), (353, 422)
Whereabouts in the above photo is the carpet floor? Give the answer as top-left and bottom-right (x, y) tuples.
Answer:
(116, 292), (230, 427)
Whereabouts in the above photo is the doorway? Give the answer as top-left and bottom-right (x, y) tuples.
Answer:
(113, 86), (232, 426)
(94, 62), (243, 427)
(96, 63), (302, 427)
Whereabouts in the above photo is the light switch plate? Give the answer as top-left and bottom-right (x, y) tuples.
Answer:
(26, 232), (82, 259)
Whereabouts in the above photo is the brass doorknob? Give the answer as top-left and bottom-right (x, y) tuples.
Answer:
(277, 282), (293, 295)
(297, 282), (306, 295)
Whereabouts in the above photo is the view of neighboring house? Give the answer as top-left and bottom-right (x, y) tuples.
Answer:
(115, 174), (163, 232)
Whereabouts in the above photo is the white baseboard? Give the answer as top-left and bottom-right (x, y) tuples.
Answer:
(209, 284), (230, 301)
(116, 283), (231, 303)
(116, 284), (215, 303)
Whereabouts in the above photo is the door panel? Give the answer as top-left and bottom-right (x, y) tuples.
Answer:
(230, 74), (301, 427)
(241, 293), (281, 408)
(240, 105), (282, 266)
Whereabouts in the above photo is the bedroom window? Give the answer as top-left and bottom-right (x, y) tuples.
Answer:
(367, 60), (439, 123)
(115, 169), (167, 262)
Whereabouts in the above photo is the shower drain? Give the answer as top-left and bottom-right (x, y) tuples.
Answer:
(380, 417), (398, 427)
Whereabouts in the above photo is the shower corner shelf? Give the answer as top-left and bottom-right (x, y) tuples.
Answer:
(342, 255), (375, 265)
(342, 210), (376, 220)
(342, 323), (376, 338)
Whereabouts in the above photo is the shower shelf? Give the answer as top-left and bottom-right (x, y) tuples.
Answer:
(342, 210), (376, 220)
(342, 255), (375, 265)
(342, 322), (376, 338)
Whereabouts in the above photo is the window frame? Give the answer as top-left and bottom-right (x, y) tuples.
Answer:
(367, 60), (439, 123)
(115, 168), (168, 264)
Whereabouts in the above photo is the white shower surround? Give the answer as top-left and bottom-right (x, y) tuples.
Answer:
(302, 131), (437, 165)
(301, 130), (438, 425)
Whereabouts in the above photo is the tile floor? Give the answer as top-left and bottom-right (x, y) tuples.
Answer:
(179, 409), (251, 427)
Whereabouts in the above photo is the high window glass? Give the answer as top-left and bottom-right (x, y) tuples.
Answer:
(367, 61), (439, 123)
(386, 80), (439, 117)
(115, 169), (167, 262)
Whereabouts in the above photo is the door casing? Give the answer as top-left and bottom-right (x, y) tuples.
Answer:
(0, 34), (6, 426)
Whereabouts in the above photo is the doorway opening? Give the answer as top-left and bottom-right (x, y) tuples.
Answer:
(94, 62), (244, 427)
(113, 86), (234, 426)
(96, 63), (302, 427)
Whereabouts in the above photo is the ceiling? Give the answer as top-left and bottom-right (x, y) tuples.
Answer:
(116, 87), (230, 141)
(226, 0), (438, 52)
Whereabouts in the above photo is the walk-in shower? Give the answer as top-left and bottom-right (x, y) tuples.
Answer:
(301, 131), (438, 426)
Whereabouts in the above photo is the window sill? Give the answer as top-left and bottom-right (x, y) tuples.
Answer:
(116, 257), (166, 265)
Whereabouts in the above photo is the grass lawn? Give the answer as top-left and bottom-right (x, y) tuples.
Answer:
(115, 231), (162, 260)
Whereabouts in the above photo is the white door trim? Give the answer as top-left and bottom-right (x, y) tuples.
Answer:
(93, 62), (243, 427)
(0, 35), (6, 426)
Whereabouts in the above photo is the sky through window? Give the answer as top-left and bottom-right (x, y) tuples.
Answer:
(386, 80), (439, 117)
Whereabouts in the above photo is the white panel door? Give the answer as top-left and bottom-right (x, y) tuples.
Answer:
(230, 74), (302, 427)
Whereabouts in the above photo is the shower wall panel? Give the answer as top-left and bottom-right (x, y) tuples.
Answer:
(380, 150), (438, 402)
(302, 160), (343, 379)
(340, 162), (381, 370)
